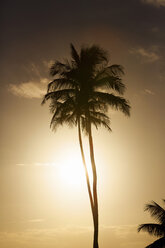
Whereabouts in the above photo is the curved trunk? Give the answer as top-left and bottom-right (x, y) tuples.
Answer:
(78, 116), (99, 248)
(78, 118), (94, 218)
(88, 120), (99, 248)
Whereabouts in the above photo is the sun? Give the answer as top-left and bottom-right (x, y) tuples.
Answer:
(58, 152), (84, 188)
(58, 148), (93, 190)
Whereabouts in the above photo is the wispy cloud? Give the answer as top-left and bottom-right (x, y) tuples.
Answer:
(142, 0), (165, 7)
(16, 163), (26, 166)
(43, 60), (54, 69)
(0, 225), (154, 248)
(130, 47), (160, 63)
(0, 226), (92, 248)
(16, 162), (56, 167)
(143, 89), (155, 95)
(9, 78), (49, 99)
(27, 219), (45, 223)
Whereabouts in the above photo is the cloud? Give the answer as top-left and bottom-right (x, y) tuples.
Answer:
(16, 163), (26, 166)
(27, 219), (45, 223)
(142, 0), (165, 7)
(42, 60), (54, 69)
(9, 78), (49, 99)
(16, 162), (56, 167)
(0, 225), (154, 248)
(144, 89), (155, 95)
(130, 47), (160, 63)
(0, 226), (92, 248)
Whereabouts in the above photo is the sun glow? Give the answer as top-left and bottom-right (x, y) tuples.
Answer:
(58, 148), (93, 190)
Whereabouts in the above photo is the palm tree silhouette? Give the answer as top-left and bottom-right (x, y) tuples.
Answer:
(42, 44), (130, 248)
(138, 200), (165, 248)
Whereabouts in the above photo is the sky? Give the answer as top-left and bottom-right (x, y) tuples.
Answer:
(0, 0), (165, 247)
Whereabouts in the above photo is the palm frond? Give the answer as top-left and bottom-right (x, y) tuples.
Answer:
(95, 64), (124, 80)
(47, 78), (76, 92)
(50, 115), (65, 131)
(93, 91), (130, 116)
(80, 111), (111, 134)
(138, 223), (165, 237)
(49, 100), (61, 114)
(89, 115), (111, 131)
(70, 43), (80, 66)
(50, 61), (70, 76)
(80, 45), (108, 71)
(88, 99), (108, 113)
(42, 89), (75, 104)
(64, 110), (77, 127)
(90, 111), (110, 122)
(50, 108), (76, 131)
(94, 75), (125, 95)
(107, 64), (125, 76)
(145, 201), (165, 224)
(49, 98), (74, 115)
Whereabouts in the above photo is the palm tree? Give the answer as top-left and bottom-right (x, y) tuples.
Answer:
(138, 200), (165, 248)
(42, 44), (130, 248)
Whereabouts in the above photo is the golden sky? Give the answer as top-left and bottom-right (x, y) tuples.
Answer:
(0, 0), (165, 247)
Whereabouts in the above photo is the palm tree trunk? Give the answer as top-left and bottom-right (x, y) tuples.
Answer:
(78, 118), (94, 219)
(88, 120), (99, 248)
